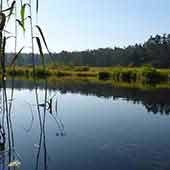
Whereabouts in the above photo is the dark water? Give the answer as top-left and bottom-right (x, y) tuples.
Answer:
(1, 79), (170, 170)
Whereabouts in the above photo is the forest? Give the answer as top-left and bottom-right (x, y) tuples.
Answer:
(6, 34), (170, 68)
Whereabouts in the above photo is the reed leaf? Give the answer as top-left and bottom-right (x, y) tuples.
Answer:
(20, 3), (26, 32)
(36, 0), (39, 14)
(1, 1), (15, 13)
(36, 25), (55, 63)
(0, 13), (6, 31)
(6, 35), (16, 40)
(1, 36), (6, 74)
(3, 29), (12, 34)
(36, 25), (50, 53)
(7, 0), (16, 22)
(16, 19), (25, 32)
(10, 47), (24, 66)
(20, 3), (31, 32)
(6, 0), (10, 6)
(55, 98), (57, 115)
(35, 37), (45, 69)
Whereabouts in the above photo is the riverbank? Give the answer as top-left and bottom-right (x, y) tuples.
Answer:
(5, 65), (170, 83)
(5, 76), (170, 91)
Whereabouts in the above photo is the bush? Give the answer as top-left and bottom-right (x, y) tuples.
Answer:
(56, 71), (72, 77)
(140, 66), (161, 82)
(120, 70), (137, 82)
(76, 72), (96, 77)
(25, 69), (30, 77)
(35, 68), (51, 77)
(112, 68), (124, 81)
(98, 72), (111, 80)
(112, 68), (138, 82)
(7, 68), (25, 76)
(74, 66), (90, 72)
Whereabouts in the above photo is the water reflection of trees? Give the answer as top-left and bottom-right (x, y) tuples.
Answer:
(4, 79), (170, 115)
(119, 89), (170, 115)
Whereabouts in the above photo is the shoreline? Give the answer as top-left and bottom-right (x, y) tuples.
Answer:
(3, 65), (170, 83)
(4, 75), (170, 90)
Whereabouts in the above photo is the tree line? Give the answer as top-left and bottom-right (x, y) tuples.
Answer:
(6, 34), (170, 68)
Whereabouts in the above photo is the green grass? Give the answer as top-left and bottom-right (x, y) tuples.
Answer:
(4, 65), (170, 84)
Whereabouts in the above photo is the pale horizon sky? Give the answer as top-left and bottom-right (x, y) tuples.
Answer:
(6, 0), (170, 53)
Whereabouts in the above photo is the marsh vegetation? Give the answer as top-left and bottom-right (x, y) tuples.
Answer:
(2, 65), (170, 85)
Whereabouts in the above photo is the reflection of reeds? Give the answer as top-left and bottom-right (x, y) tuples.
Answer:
(0, 74), (67, 169)
(35, 79), (47, 170)
(24, 101), (34, 133)
(0, 76), (21, 169)
(34, 78), (66, 170)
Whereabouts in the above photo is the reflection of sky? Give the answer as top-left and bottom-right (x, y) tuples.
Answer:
(5, 0), (170, 52)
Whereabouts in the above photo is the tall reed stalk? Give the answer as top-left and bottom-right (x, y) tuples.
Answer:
(0, 0), (51, 77)
(29, 0), (35, 75)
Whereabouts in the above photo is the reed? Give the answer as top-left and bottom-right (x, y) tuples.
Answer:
(0, 0), (51, 77)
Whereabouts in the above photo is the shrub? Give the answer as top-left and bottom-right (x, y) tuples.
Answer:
(7, 68), (25, 76)
(35, 67), (51, 77)
(120, 70), (137, 82)
(112, 68), (122, 81)
(98, 72), (111, 80)
(76, 72), (96, 77)
(140, 66), (161, 83)
(56, 71), (72, 77)
(74, 66), (90, 72)
(112, 68), (138, 82)
(25, 69), (30, 77)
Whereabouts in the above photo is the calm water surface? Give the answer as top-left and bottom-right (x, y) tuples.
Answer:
(1, 79), (170, 170)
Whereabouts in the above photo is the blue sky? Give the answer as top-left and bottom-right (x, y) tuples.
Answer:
(7, 0), (170, 52)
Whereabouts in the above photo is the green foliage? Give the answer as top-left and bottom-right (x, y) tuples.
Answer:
(20, 4), (26, 31)
(120, 70), (137, 82)
(7, 67), (25, 76)
(35, 37), (45, 69)
(112, 68), (137, 82)
(55, 71), (72, 77)
(98, 72), (111, 80)
(73, 66), (90, 72)
(36, 25), (53, 60)
(76, 72), (96, 77)
(10, 47), (24, 66)
(35, 67), (50, 77)
(3, 65), (170, 84)
(140, 66), (161, 82)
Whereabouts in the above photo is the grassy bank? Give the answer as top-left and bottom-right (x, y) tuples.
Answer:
(7, 76), (170, 91)
(4, 65), (170, 83)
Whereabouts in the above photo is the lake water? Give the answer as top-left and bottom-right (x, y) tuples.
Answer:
(1, 79), (170, 170)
